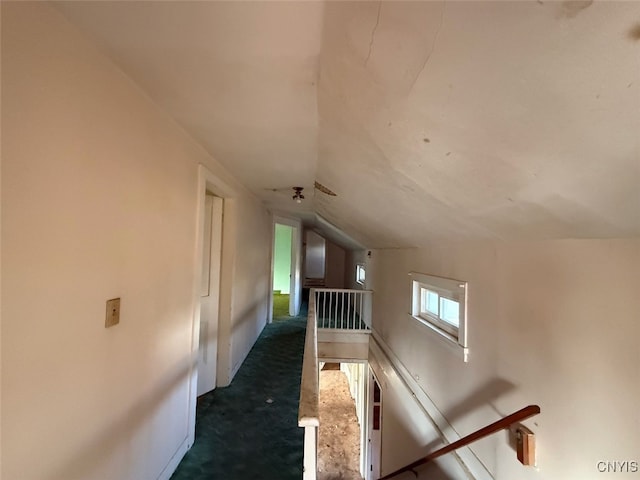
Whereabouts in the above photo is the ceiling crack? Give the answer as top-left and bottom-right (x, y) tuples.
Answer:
(365, 1), (382, 67)
(410, 1), (446, 91)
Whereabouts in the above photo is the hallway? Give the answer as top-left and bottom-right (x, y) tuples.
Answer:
(171, 312), (307, 480)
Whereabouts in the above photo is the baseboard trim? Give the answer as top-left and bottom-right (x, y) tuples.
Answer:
(157, 436), (191, 480)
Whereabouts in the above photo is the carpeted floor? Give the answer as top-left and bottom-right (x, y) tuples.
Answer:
(273, 292), (290, 318)
(170, 308), (307, 480)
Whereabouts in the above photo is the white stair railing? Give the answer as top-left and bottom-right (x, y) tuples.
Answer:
(299, 288), (373, 480)
(314, 288), (373, 331)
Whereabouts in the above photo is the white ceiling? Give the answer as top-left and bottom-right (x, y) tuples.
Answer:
(55, 1), (323, 216)
(55, 1), (640, 248)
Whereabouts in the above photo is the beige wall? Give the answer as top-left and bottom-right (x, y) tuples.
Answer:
(324, 239), (346, 289)
(1, 3), (271, 480)
(370, 239), (640, 479)
(303, 229), (346, 289)
(344, 249), (367, 290)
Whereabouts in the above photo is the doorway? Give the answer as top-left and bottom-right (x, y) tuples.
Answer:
(272, 223), (294, 318)
(367, 371), (382, 480)
(270, 217), (301, 320)
(197, 193), (223, 396)
(187, 164), (238, 449)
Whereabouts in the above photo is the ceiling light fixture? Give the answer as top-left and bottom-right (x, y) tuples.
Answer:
(292, 187), (305, 204)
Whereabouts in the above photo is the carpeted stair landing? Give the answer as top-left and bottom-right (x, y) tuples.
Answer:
(171, 312), (307, 480)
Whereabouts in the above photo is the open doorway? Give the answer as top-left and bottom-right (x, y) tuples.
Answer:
(272, 223), (294, 318)
(270, 217), (301, 321)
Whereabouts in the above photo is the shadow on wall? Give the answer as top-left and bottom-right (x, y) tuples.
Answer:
(386, 462), (456, 480)
(391, 378), (516, 477)
(48, 359), (193, 480)
(440, 377), (516, 426)
(415, 462), (456, 480)
(230, 294), (271, 337)
(228, 294), (273, 372)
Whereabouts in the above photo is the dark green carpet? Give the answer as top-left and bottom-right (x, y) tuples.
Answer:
(171, 310), (307, 480)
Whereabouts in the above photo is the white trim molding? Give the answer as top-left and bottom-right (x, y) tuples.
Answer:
(409, 272), (469, 362)
(187, 164), (239, 452)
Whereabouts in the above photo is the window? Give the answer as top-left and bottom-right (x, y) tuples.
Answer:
(356, 264), (366, 285)
(410, 272), (468, 361)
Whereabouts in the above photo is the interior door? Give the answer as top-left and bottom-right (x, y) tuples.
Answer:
(368, 371), (382, 480)
(289, 225), (298, 316)
(197, 194), (223, 396)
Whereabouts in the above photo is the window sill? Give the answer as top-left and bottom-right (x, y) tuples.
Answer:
(409, 314), (469, 362)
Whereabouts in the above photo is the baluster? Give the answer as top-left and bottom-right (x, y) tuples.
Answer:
(327, 292), (335, 328)
(354, 292), (358, 329)
(323, 291), (326, 328)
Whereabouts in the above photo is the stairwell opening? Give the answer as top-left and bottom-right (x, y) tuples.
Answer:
(318, 362), (366, 480)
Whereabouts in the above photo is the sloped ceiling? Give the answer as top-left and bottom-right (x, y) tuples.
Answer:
(55, 1), (640, 248)
(54, 1), (323, 215)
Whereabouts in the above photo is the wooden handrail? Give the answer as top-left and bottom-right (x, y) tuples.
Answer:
(312, 287), (374, 294)
(379, 404), (541, 480)
(298, 289), (320, 428)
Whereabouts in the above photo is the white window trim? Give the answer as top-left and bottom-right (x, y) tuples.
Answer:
(409, 272), (469, 362)
(356, 264), (366, 286)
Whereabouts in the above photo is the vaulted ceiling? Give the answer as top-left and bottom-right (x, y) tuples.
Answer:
(55, 1), (640, 248)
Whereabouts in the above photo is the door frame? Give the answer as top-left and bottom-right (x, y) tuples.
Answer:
(188, 164), (238, 447)
(196, 193), (223, 396)
(367, 368), (382, 480)
(268, 214), (302, 322)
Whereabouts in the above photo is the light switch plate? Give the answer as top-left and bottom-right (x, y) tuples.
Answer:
(105, 298), (121, 328)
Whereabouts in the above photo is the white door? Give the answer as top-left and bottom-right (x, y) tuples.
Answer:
(197, 194), (223, 396)
(367, 371), (382, 480)
(289, 225), (298, 316)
